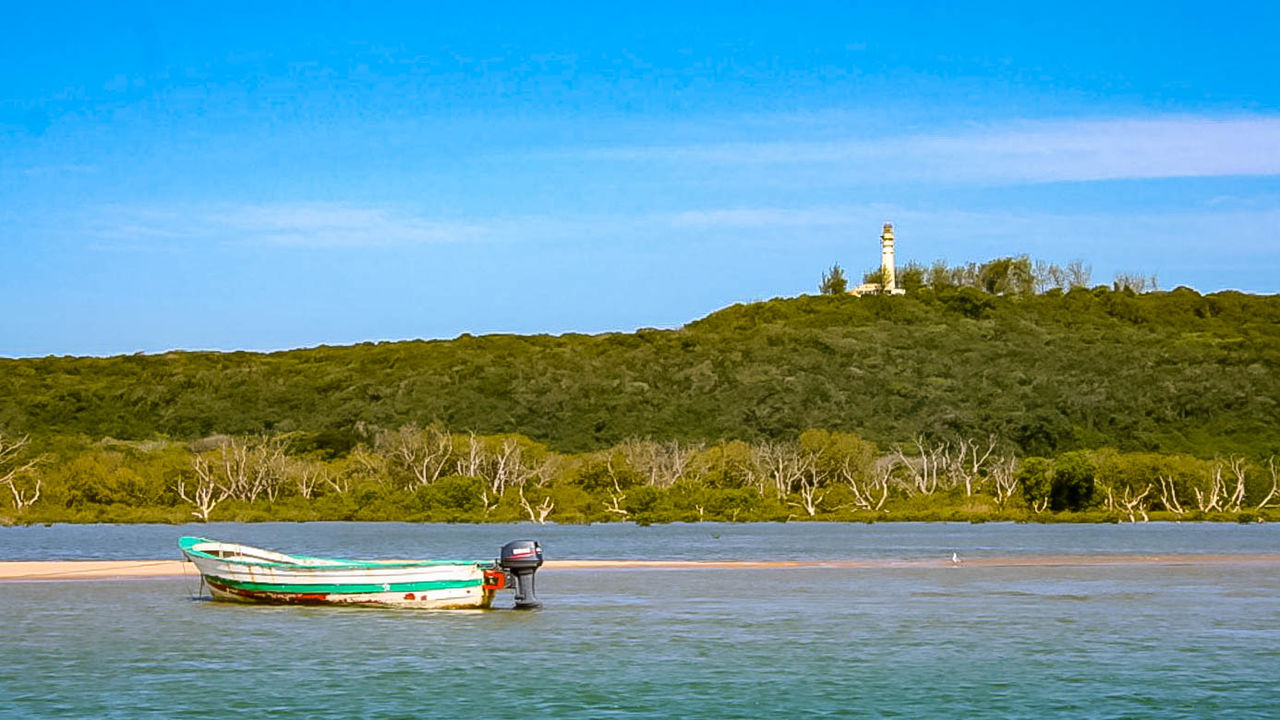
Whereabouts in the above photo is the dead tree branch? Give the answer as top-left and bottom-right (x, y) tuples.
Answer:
(1256, 457), (1279, 510)
(176, 455), (227, 522)
(1225, 456), (1247, 513)
(0, 433), (47, 513)
(1194, 464), (1225, 512)
(1117, 483), (1154, 523)
(754, 441), (812, 500)
(379, 424), (454, 490)
(989, 455), (1019, 508)
(788, 460), (827, 517)
(1157, 475), (1185, 515)
(894, 437), (948, 496)
(518, 484), (554, 525)
(842, 456), (892, 511)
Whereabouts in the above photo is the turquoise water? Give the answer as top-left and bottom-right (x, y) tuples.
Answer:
(4, 520), (1280, 561)
(3, 523), (1279, 718)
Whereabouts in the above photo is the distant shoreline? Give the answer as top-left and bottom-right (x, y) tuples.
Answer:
(4, 512), (1278, 527)
(5, 554), (1280, 582)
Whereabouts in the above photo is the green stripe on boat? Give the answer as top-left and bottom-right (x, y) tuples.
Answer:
(178, 536), (488, 568)
(208, 576), (483, 595)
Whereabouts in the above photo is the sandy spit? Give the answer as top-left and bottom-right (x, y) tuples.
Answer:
(2, 554), (1280, 582)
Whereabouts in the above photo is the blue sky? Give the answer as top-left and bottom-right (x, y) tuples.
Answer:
(2, 1), (1278, 356)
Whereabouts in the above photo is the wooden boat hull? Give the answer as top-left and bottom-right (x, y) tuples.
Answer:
(203, 577), (496, 608)
(179, 537), (503, 609)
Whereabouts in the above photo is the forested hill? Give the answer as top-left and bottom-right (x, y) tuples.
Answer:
(3, 285), (1279, 458)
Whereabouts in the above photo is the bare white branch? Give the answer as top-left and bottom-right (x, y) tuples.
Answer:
(1158, 475), (1185, 515)
(518, 484), (555, 525)
(1256, 457), (1279, 510)
(176, 455), (227, 522)
(0, 433), (47, 513)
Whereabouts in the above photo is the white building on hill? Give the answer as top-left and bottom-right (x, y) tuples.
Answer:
(850, 223), (907, 296)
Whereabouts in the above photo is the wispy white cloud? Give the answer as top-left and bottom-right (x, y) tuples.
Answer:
(216, 204), (489, 247)
(73, 196), (1280, 288)
(666, 202), (1280, 256)
(668, 206), (882, 229)
(77, 201), (672, 252)
(85, 203), (491, 249)
(570, 116), (1280, 184)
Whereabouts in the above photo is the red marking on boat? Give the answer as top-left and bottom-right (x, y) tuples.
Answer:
(404, 593), (415, 600)
(206, 579), (331, 605)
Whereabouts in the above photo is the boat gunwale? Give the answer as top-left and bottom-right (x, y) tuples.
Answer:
(178, 536), (493, 570)
(206, 575), (485, 595)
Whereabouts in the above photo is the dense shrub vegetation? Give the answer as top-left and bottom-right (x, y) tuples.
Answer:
(2, 280), (1279, 524)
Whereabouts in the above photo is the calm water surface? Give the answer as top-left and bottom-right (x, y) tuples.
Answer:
(2, 523), (1278, 718)
(3, 520), (1280, 561)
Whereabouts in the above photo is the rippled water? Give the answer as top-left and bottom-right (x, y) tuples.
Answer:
(4, 520), (1280, 561)
(3, 523), (1279, 718)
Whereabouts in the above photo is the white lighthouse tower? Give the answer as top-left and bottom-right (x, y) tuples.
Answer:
(851, 223), (906, 296)
(880, 223), (897, 293)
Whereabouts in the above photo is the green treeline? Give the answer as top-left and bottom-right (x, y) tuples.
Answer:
(1, 427), (1277, 525)
(2, 278), (1280, 524)
(3, 284), (1278, 456)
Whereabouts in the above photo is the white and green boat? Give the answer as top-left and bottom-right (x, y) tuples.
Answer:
(179, 536), (543, 609)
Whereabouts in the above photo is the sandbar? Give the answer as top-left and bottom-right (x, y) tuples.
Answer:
(2, 554), (1280, 582)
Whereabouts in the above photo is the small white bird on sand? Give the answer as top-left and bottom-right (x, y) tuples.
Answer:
(951, 552), (961, 566)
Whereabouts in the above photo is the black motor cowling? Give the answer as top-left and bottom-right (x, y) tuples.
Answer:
(499, 540), (543, 609)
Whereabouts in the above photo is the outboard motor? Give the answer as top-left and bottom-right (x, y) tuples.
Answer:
(499, 540), (543, 609)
